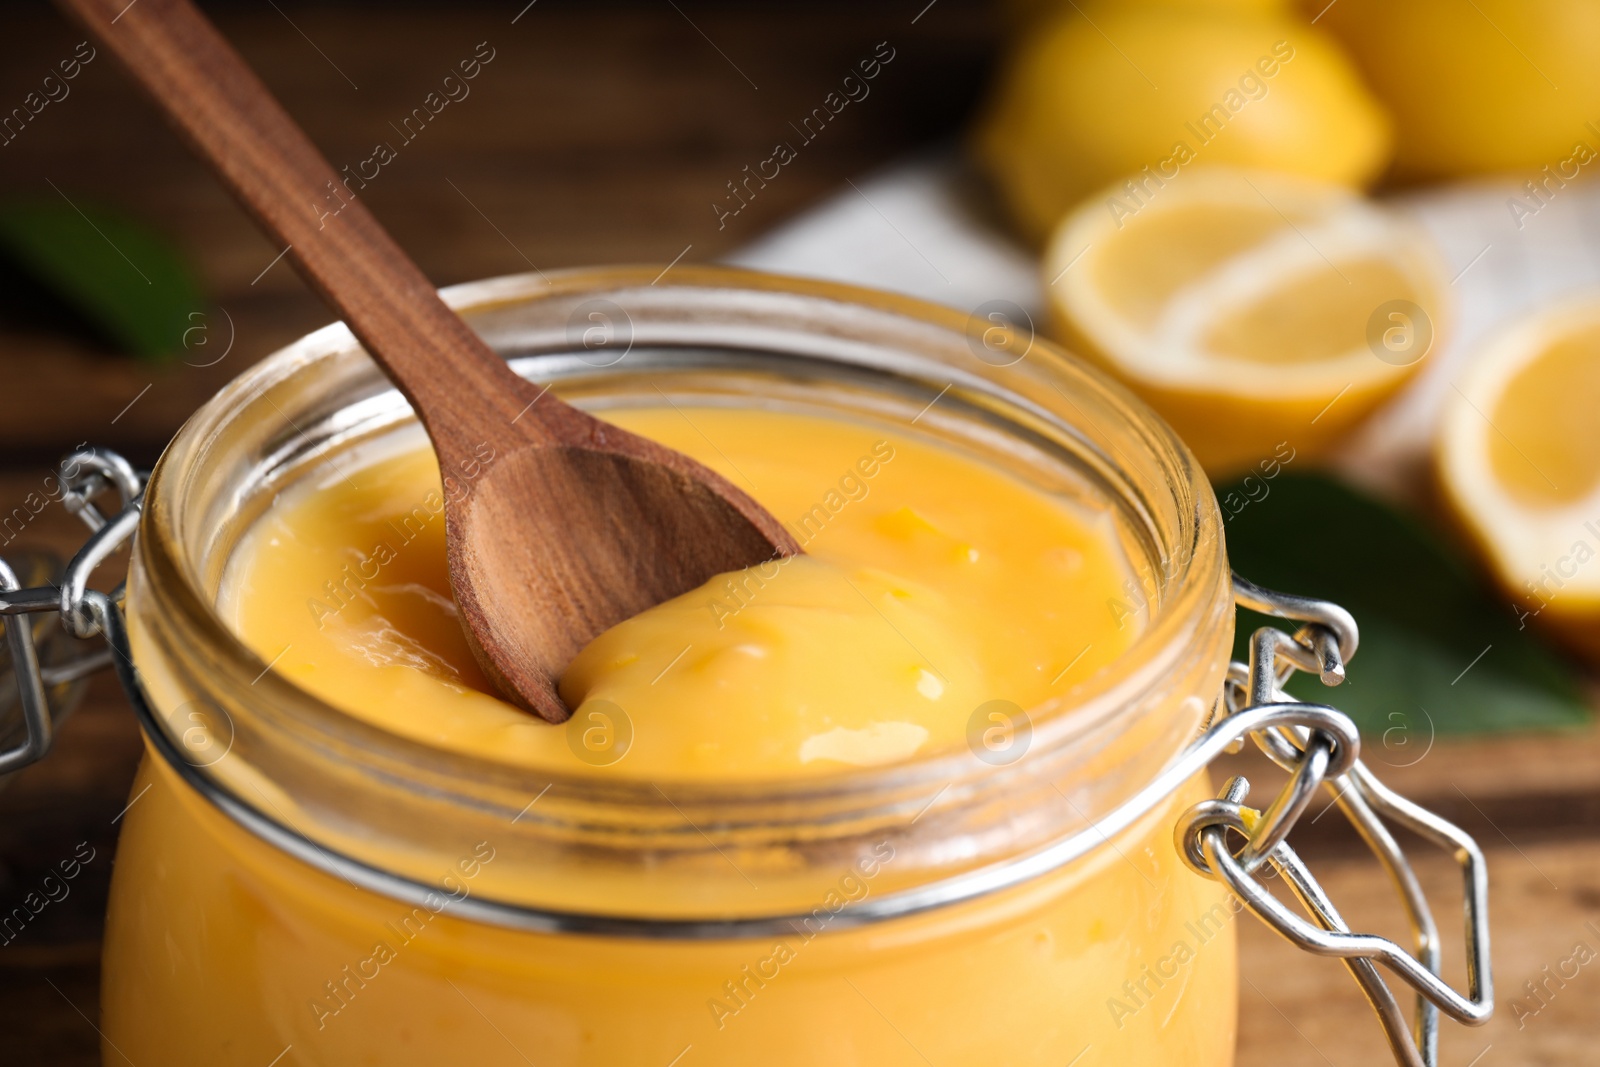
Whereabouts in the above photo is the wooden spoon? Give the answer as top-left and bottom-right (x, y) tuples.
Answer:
(59, 0), (801, 722)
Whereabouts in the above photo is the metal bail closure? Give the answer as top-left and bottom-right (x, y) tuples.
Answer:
(0, 555), (52, 775)
(0, 448), (145, 778)
(1175, 573), (1494, 1067)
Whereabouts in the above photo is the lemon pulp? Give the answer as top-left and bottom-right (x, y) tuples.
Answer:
(1487, 326), (1600, 507)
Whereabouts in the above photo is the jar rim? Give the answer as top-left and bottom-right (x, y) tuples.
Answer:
(128, 264), (1232, 925)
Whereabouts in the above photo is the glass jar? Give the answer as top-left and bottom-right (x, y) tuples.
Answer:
(105, 266), (1243, 1065)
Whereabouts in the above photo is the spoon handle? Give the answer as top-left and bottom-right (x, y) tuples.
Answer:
(57, 0), (532, 441)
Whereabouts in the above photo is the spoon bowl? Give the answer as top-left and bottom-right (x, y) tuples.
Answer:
(445, 397), (799, 722)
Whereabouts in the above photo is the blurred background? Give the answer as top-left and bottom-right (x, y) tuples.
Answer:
(3, 0), (1600, 1063)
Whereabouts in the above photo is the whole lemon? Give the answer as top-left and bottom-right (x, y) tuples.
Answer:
(972, 9), (1392, 241)
(1316, 0), (1600, 179)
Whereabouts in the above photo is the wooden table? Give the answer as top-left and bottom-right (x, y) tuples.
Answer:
(2, 4), (1596, 1063)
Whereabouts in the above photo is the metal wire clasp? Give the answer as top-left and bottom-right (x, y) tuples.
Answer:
(0, 448), (144, 776)
(1176, 574), (1494, 1067)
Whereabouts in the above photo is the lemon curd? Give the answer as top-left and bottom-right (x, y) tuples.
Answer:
(222, 408), (1139, 778)
(104, 392), (1237, 1062)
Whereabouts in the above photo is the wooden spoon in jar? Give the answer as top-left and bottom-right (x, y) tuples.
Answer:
(58, 0), (800, 722)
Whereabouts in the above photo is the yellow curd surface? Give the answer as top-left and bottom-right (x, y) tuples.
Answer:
(218, 407), (1138, 777)
(103, 404), (1237, 1066)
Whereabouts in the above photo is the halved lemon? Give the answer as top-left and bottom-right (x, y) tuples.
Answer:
(1437, 294), (1600, 657)
(1044, 166), (1450, 477)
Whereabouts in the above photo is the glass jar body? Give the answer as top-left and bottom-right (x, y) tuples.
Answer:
(101, 267), (1237, 1066)
(104, 755), (1236, 1065)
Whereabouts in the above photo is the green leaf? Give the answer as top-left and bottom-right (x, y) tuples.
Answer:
(0, 199), (206, 360)
(1219, 472), (1590, 740)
